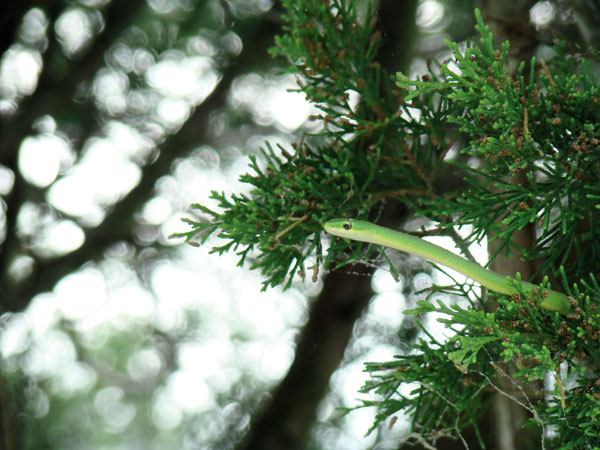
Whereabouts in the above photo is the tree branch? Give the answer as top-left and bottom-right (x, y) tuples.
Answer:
(239, 267), (374, 450)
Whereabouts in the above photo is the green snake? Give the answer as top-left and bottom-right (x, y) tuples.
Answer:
(324, 218), (571, 314)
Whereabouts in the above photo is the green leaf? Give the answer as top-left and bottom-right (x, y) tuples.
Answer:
(448, 336), (500, 372)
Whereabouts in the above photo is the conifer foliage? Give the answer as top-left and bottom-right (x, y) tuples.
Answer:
(176, 1), (600, 447)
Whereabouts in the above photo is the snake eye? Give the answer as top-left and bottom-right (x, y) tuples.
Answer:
(343, 221), (352, 230)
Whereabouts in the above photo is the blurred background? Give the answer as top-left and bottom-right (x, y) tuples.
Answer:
(1, 1), (599, 449)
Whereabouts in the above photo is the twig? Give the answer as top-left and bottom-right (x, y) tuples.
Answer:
(539, 59), (556, 89)
(273, 215), (308, 242)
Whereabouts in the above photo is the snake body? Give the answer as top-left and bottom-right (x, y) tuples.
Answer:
(324, 218), (570, 314)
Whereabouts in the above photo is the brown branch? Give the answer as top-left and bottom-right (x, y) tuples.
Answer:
(239, 267), (374, 450)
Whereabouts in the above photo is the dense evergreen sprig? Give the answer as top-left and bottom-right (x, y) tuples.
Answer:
(400, 12), (600, 281)
(359, 335), (493, 448)
(174, 0), (453, 289)
(177, 142), (381, 289)
(359, 9), (600, 446)
(361, 275), (600, 447)
(177, 1), (600, 446)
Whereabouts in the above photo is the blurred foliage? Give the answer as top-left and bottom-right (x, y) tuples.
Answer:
(0, 0), (302, 449)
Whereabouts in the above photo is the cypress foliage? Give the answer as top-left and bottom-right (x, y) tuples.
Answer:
(174, 2), (600, 447)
